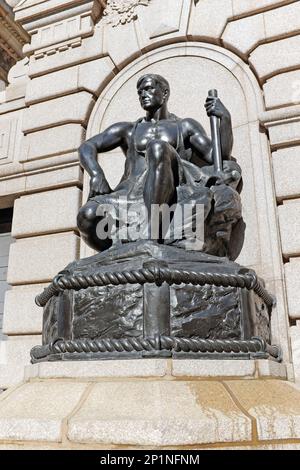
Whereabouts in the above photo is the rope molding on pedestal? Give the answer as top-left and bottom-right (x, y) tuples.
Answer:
(30, 335), (281, 363)
(35, 266), (275, 308)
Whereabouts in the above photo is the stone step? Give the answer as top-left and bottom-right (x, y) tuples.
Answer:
(0, 359), (298, 449)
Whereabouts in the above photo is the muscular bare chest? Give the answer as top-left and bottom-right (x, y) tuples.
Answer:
(133, 121), (179, 153)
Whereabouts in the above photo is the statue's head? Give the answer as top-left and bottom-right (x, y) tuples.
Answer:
(137, 74), (170, 111)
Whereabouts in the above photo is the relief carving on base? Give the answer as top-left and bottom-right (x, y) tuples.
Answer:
(103, 0), (151, 27)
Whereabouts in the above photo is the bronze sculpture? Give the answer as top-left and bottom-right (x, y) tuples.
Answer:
(31, 75), (279, 363)
(77, 74), (242, 258)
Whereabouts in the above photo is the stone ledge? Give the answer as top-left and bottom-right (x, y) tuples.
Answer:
(25, 359), (170, 380)
(24, 359), (287, 381)
(173, 359), (287, 379)
(0, 376), (300, 447)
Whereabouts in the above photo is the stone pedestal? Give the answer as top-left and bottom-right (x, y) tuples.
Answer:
(1, 359), (300, 450)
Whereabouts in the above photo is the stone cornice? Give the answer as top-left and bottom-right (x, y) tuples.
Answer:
(15, 0), (105, 27)
(0, 2), (29, 83)
(0, 4), (29, 53)
(13, 1), (106, 57)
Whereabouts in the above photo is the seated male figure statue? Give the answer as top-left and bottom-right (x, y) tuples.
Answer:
(77, 74), (242, 257)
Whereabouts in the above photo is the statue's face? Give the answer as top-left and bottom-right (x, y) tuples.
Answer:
(137, 78), (167, 111)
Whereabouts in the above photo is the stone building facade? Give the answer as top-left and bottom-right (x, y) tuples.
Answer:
(0, 0), (300, 449)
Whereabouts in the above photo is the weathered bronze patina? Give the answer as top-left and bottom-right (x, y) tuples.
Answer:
(31, 75), (279, 363)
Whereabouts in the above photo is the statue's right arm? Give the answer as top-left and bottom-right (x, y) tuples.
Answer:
(79, 122), (133, 197)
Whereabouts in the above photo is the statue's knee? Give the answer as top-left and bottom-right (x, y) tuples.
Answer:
(147, 139), (169, 164)
(77, 204), (97, 233)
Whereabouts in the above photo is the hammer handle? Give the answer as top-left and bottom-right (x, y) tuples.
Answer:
(208, 89), (223, 173)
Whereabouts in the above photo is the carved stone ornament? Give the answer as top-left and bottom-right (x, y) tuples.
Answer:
(103, 0), (151, 27)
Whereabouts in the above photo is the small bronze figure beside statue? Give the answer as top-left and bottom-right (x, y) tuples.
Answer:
(30, 74), (280, 363)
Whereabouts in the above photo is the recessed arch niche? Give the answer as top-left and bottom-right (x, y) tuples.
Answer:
(84, 42), (289, 359)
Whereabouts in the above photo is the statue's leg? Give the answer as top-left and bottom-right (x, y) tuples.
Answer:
(144, 139), (178, 207)
(143, 140), (178, 240)
(77, 200), (113, 252)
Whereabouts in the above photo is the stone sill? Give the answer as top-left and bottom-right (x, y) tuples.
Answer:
(25, 358), (287, 381)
